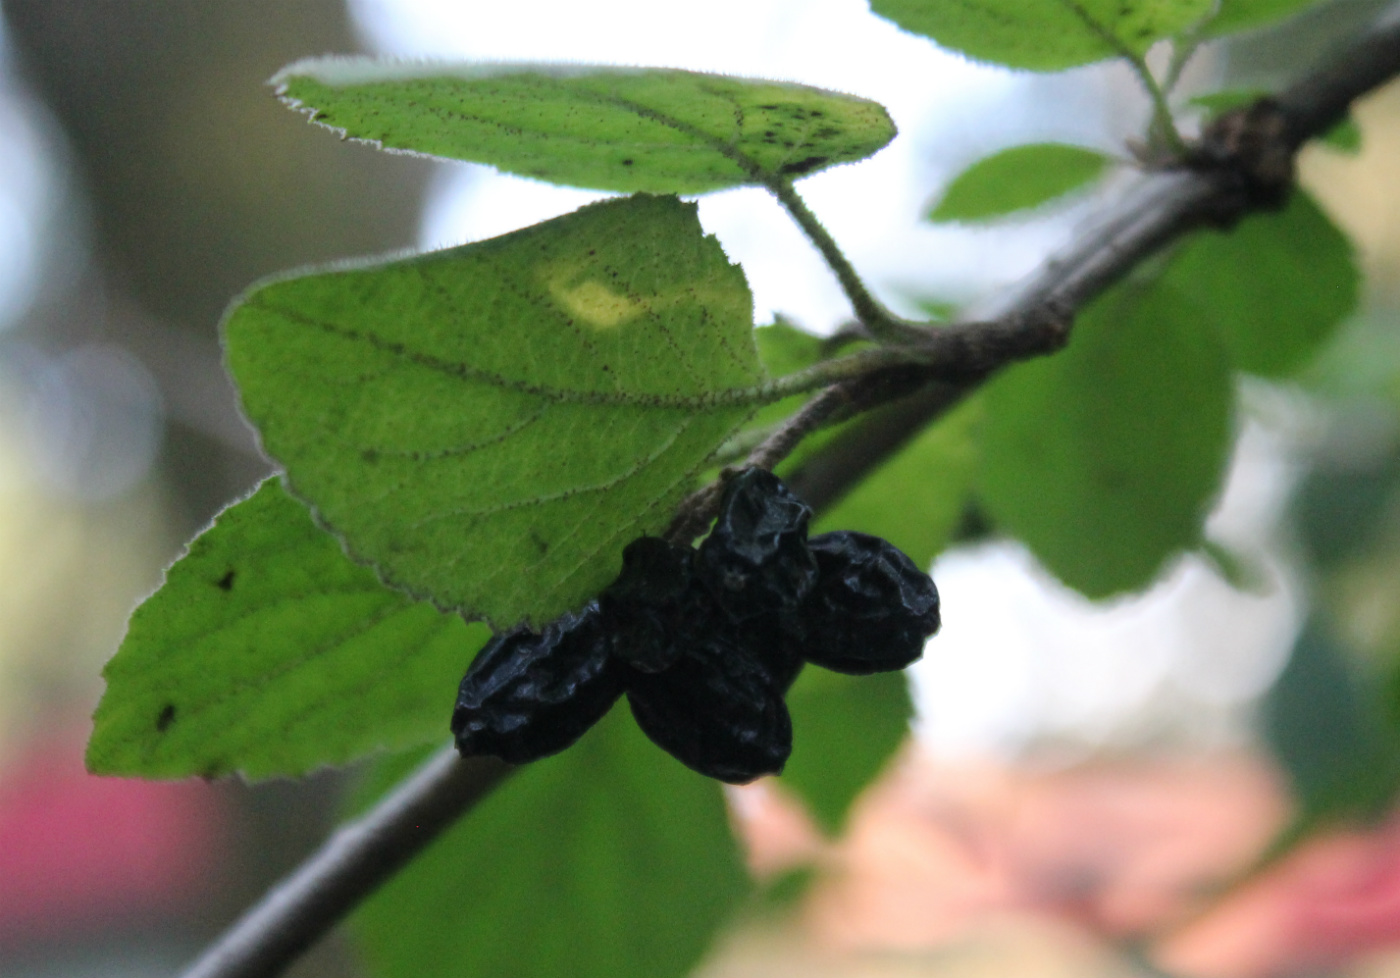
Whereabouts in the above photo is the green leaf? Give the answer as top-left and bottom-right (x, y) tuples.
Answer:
(274, 58), (896, 194)
(780, 669), (912, 834)
(755, 318), (826, 379)
(225, 194), (764, 629)
(1265, 617), (1400, 821)
(814, 397), (980, 570)
(869, 0), (1213, 71)
(1163, 191), (1357, 377)
(1320, 117), (1362, 154)
(748, 318), (827, 430)
(977, 279), (1233, 598)
(87, 480), (488, 780)
(928, 144), (1113, 223)
(1188, 88), (1267, 115)
(1204, 0), (1324, 37)
(352, 706), (749, 978)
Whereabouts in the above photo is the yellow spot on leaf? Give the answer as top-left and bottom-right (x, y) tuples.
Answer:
(553, 280), (646, 328)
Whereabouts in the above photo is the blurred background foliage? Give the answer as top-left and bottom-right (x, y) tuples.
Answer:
(4, 1), (1400, 978)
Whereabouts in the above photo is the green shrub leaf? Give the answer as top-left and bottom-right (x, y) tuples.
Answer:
(928, 144), (1112, 223)
(781, 669), (912, 833)
(1164, 190), (1358, 377)
(814, 397), (980, 570)
(87, 480), (487, 780)
(869, 0), (1212, 71)
(225, 195), (764, 629)
(1204, 0), (1326, 37)
(352, 707), (749, 978)
(1266, 617), (1400, 821)
(977, 280), (1233, 598)
(274, 58), (896, 194)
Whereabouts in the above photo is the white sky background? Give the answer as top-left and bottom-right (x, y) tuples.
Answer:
(347, 0), (1300, 757)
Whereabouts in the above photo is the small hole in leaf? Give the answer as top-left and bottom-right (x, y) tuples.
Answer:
(156, 703), (176, 732)
(216, 569), (236, 591)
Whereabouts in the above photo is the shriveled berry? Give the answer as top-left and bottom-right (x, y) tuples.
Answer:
(697, 468), (817, 621)
(792, 531), (940, 675)
(452, 603), (621, 764)
(599, 536), (696, 673)
(625, 625), (792, 784)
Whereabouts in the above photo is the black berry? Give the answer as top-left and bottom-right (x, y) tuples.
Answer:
(451, 603), (622, 764)
(450, 469), (941, 782)
(792, 531), (941, 675)
(625, 623), (792, 784)
(696, 468), (817, 621)
(599, 536), (697, 674)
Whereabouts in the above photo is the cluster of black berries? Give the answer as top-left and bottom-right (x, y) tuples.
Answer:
(451, 468), (941, 784)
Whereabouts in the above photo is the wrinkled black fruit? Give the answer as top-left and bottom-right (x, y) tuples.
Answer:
(451, 468), (942, 781)
(792, 531), (941, 675)
(697, 468), (817, 621)
(452, 603), (621, 764)
(626, 623), (793, 784)
(599, 536), (696, 673)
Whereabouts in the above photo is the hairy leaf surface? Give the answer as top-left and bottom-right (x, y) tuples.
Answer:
(353, 707), (748, 978)
(814, 397), (980, 570)
(781, 669), (912, 833)
(928, 144), (1112, 222)
(978, 280), (1233, 598)
(225, 195), (763, 628)
(87, 480), (487, 780)
(274, 58), (896, 194)
(870, 0), (1213, 71)
(1165, 191), (1357, 377)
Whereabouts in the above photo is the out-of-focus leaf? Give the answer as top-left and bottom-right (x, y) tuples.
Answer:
(1164, 191), (1357, 377)
(87, 480), (487, 780)
(1292, 432), (1400, 570)
(275, 58), (896, 194)
(869, 0), (1212, 70)
(928, 144), (1112, 223)
(1189, 88), (1268, 115)
(352, 706), (749, 978)
(978, 280), (1233, 598)
(1204, 0), (1328, 37)
(1265, 617), (1400, 821)
(1320, 117), (1362, 154)
(747, 318), (827, 432)
(780, 669), (912, 833)
(225, 194), (764, 630)
(814, 397), (980, 570)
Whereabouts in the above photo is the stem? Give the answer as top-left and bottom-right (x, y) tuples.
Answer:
(1057, 0), (1187, 155)
(758, 344), (936, 399)
(1134, 54), (1190, 156)
(764, 178), (930, 345)
(179, 749), (511, 978)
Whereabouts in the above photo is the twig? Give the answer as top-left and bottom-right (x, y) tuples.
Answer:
(179, 749), (511, 978)
(177, 9), (1400, 978)
(765, 178), (932, 345)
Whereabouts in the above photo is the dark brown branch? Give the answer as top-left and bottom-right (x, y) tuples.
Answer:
(177, 10), (1400, 978)
(180, 750), (511, 978)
